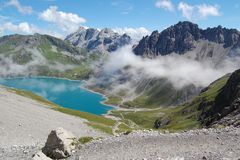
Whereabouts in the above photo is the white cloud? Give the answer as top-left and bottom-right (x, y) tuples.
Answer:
(103, 45), (239, 89)
(178, 2), (221, 20)
(39, 6), (86, 33)
(178, 2), (194, 20)
(7, 0), (32, 14)
(0, 22), (35, 34)
(113, 27), (150, 41)
(155, 0), (174, 12)
(0, 22), (64, 38)
(197, 4), (220, 18)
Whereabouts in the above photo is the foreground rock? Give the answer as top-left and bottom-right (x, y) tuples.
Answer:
(42, 128), (76, 159)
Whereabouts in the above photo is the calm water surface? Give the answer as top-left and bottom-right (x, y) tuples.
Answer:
(0, 77), (113, 115)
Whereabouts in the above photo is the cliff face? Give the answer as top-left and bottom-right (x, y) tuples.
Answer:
(133, 21), (240, 58)
(200, 69), (240, 127)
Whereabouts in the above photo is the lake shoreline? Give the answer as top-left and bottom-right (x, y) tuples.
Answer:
(0, 85), (107, 148)
(0, 75), (82, 82)
(0, 76), (115, 115)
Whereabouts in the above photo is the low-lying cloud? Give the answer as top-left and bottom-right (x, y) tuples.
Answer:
(103, 45), (240, 89)
(113, 27), (150, 42)
(0, 48), (77, 77)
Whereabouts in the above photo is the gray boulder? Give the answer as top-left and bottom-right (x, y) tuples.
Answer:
(42, 127), (76, 159)
(154, 116), (171, 129)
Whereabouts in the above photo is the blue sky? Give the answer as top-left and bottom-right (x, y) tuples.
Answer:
(0, 0), (239, 39)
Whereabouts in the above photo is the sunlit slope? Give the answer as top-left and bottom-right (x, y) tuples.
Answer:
(0, 34), (101, 79)
(109, 73), (231, 131)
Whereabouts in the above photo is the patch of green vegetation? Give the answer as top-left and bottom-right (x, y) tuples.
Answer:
(12, 51), (33, 65)
(0, 35), (22, 49)
(60, 66), (92, 79)
(86, 122), (113, 135)
(111, 107), (199, 131)
(110, 74), (231, 131)
(111, 109), (163, 129)
(34, 64), (91, 80)
(120, 80), (198, 109)
(159, 106), (200, 131)
(55, 107), (115, 127)
(38, 43), (75, 64)
(0, 44), (13, 53)
(179, 74), (230, 117)
(115, 123), (133, 134)
(200, 75), (230, 102)
(6, 87), (57, 108)
(78, 136), (94, 144)
(104, 96), (122, 106)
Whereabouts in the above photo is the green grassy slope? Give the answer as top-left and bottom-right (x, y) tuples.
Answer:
(109, 74), (230, 131)
(0, 34), (102, 79)
(100, 78), (200, 109)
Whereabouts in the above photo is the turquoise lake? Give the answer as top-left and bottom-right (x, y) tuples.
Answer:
(0, 77), (113, 115)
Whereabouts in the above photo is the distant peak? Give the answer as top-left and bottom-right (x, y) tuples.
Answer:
(173, 21), (199, 28)
(100, 28), (114, 34)
(176, 21), (195, 25)
(65, 26), (131, 53)
(76, 26), (88, 32)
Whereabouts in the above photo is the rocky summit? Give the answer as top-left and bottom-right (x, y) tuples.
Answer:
(65, 27), (131, 53)
(133, 21), (240, 58)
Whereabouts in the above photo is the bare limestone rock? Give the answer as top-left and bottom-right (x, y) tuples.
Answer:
(42, 127), (76, 159)
(32, 151), (52, 160)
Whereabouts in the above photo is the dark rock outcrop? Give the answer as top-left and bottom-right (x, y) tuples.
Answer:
(154, 116), (171, 129)
(133, 21), (240, 57)
(200, 69), (240, 127)
(42, 128), (76, 159)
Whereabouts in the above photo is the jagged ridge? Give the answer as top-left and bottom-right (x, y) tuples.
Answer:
(65, 27), (131, 53)
(133, 21), (240, 57)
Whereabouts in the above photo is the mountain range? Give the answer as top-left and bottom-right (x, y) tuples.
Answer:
(0, 21), (239, 129)
(133, 21), (240, 64)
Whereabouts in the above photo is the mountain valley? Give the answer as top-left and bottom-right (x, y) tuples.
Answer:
(0, 21), (240, 160)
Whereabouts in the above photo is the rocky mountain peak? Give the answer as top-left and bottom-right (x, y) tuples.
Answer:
(65, 27), (131, 53)
(100, 28), (114, 34)
(133, 21), (240, 58)
(77, 26), (87, 32)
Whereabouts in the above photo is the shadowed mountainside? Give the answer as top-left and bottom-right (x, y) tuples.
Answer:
(133, 21), (240, 60)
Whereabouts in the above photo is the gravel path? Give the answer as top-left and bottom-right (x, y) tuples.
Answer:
(0, 86), (106, 159)
(72, 127), (240, 160)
